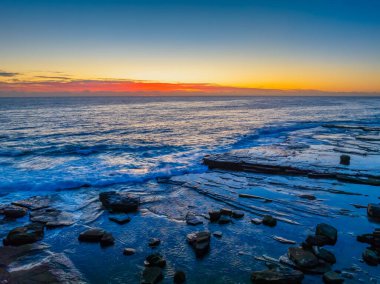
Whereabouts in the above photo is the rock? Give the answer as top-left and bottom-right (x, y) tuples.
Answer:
(149, 238), (161, 247)
(367, 204), (380, 219)
(323, 271), (344, 283)
(100, 233), (115, 247)
(213, 231), (223, 238)
(298, 194), (316, 200)
(218, 215), (231, 224)
(0, 243), (49, 266)
(109, 216), (131, 225)
(3, 205), (27, 219)
(251, 267), (304, 283)
(313, 247), (336, 264)
(357, 233), (374, 245)
(288, 247), (319, 269)
(187, 231), (211, 258)
(362, 249), (379, 266)
(208, 210), (221, 222)
(78, 228), (106, 242)
(3, 223), (44, 246)
(232, 210), (244, 219)
(304, 235), (331, 247)
(99, 191), (139, 213)
(123, 248), (136, 255)
(316, 223), (338, 245)
(262, 215), (277, 227)
(251, 218), (263, 225)
(141, 266), (163, 284)
(12, 196), (52, 210)
(340, 155), (350, 165)
(185, 213), (203, 225)
(30, 208), (74, 228)
(145, 253), (166, 268)
(220, 208), (233, 216)
(173, 270), (186, 284)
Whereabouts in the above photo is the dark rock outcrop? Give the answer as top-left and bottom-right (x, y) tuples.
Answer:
(3, 206), (27, 219)
(145, 253), (166, 268)
(123, 248), (136, 255)
(99, 191), (139, 213)
(78, 228), (106, 242)
(187, 231), (211, 258)
(367, 204), (380, 219)
(288, 247), (319, 269)
(208, 210), (221, 222)
(3, 223), (44, 246)
(262, 215), (277, 227)
(316, 223), (337, 245)
(362, 248), (379, 266)
(232, 210), (244, 219)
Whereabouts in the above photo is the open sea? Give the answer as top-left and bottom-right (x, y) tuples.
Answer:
(1, 96), (380, 193)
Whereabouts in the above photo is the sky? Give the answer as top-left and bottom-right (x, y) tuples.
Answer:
(0, 0), (380, 96)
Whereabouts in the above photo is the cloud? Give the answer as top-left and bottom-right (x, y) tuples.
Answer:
(0, 70), (20, 77)
(34, 75), (73, 80)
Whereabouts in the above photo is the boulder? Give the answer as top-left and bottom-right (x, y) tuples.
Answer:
(362, 249), (379, 266)
(123, 248), (136, 256)
(251, 267), (304, 283)
(187, 231), (211, 258)
(262, 215), (277, 227)
(30, 208), (74, 228)
(78, 228), (106, 242)
(149, 238), (161, 247)
(288, 247), (319, 269)
(340, 155), (350, 165)
(141, 266), (163, 284)
(185, 213), (203, 226)
(3, 206), (27, 219)
(316, 223), (337, 245)
(3, 223), (44, 246)
(323, 271), (344, 284)
(232, 210), (245, 219)
(304, 235), (331, 248)
(109, 216), (131, 225)
(100, 233), (115, 247)
(173, 270), (186, 284)
(144, 253), (166, 268)
(367, 204), (380, 219)
(208, 210), (221, 222)
(99, 191), (139, 213)
(313, 247), (336, 264)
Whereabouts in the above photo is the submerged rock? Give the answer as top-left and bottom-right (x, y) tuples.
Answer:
(145, 253), (166, 268)
(262, 215), (277, 227)
(323, 271), (344, 284)
(100, 232), (115, 247)
(340, 155), (350, 165)
(149, 238), (161, 247)
(3, 223), (44, 246)
(141, 266), (163, 284)
(367, 204), (380, 219)
(362, 249), (379, 266)
(251, 267), (304, 283)
(99, 191), (139, 213)
(187, 231), (211, 258)
(316, 223), (338, 245)
(298, 194), (316, 201)
(173, 270), (186, 284)
(185, 212), (203, 225)
(232, 210), (244, 219)
(208, 210), (221, 222)
(123, 248), (136, 255)
(3, 205), (27, 219)
(30, 207), (74, 228)
(109, 216), (131, 225)
(288, 247), (319, 269)
(273, 236), (296, 245)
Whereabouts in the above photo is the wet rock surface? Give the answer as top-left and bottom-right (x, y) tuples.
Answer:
(30, 207), (74, 228)
(3, 223), (44, 246)
(99, 191), (140, 213)
(2, 205), (27, 219)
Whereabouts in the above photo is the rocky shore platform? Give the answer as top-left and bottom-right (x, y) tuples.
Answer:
(1, 123), (380, 283)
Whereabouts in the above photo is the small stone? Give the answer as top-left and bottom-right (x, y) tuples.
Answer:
(123, 248), (136, 255)
(262, 215), (277, 227)
(367, 204), (380, 219)
(220, 208), (233, 216)
(100, 233), (115, 247)
(340, 155), (350, 165)
(323, 271), (344, 283)
(208, 210), (221, 222)
(232, 210), (244, 219)
(218, 215), (231, 224)
(78, 228), (105, 242)
(213, 231), (223, 238)
(288, 247), (319, 269)
(362, 248), (379, 266)
(141, 266), (163, 284)
(109, 216), (131, 225)
(251, 218), (262, 225)
(316, 223), (338, 245)
(3, 206), (27, 219)
(149, 238), (161, 247)
(173, 270), (186, 284)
